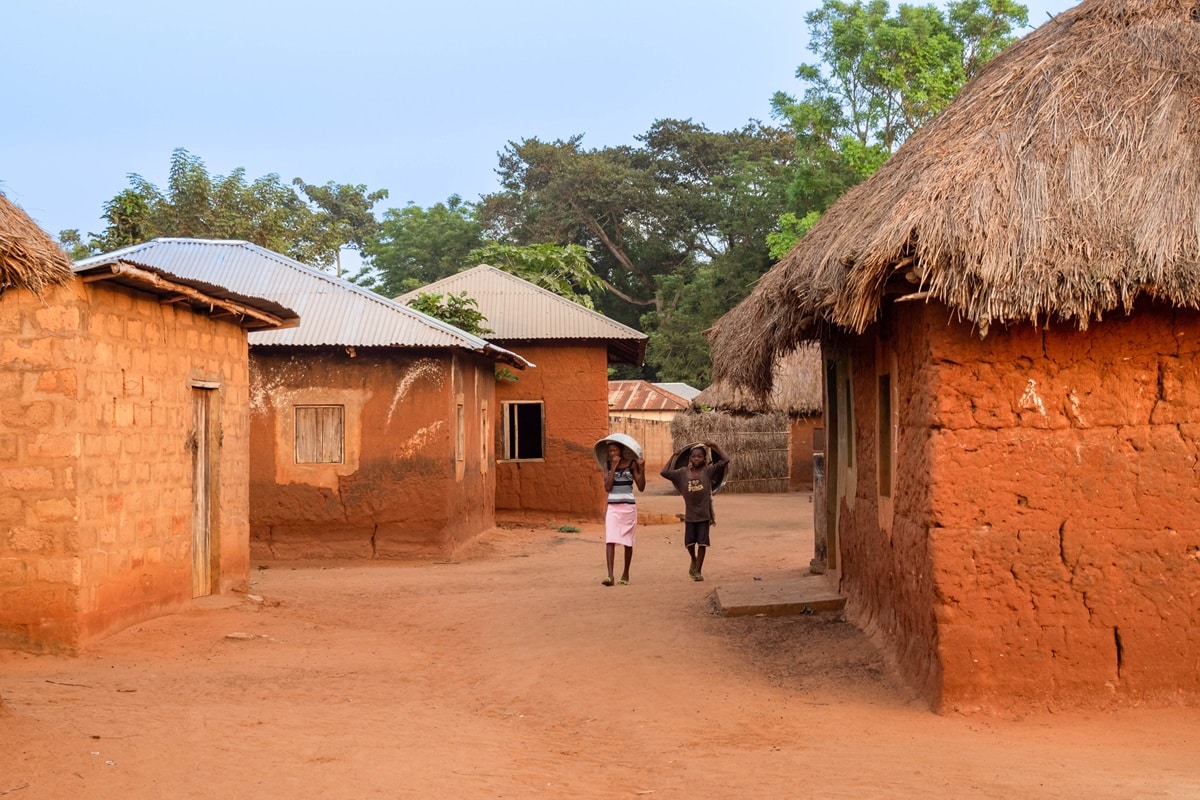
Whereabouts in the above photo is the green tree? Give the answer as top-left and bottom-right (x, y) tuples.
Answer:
(468, 242), (604, 309)
(76, 149), (386, 271)
(768, 0), (1027, 255)
(405, 291), (491, 336)
(293, 179), (389, 277)
(479, 120), (795, 385)
(360, 195), (483, 296)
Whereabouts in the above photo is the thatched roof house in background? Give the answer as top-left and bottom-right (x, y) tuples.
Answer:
(0, 194), (72, 292)
(400, 265), (647, 521)
(683, 344), (824, 491)
(710, 0), (1200, 712)
(5, 218), (296, 653)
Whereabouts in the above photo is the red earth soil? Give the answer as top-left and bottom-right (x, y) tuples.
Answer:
(2, 482), (1197, 799)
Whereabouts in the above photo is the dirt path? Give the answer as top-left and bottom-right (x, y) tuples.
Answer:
(2, 485), (1198, 799)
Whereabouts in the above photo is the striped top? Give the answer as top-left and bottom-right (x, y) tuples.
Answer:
(607, 466), (636, 504)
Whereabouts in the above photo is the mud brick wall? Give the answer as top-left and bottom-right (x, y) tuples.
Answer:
(0, 280), (251, 653)
(249, 349), (497, 559)
(829, 305), (942, 705)
(493, 343), (609, 521)
(836, 300), (1200, 712)
(0, 283), (88, 650)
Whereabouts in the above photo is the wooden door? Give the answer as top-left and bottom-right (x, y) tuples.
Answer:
(191, 389), (214, 597)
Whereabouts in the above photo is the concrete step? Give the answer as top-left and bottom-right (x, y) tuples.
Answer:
(714, 573), (845, 618)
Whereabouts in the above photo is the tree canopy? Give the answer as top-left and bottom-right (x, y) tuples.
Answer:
(360, 195), (483, 296)
(63, 149), (387, 272)
(478, 119), (796, 384)
(767, 0), (1028, 254)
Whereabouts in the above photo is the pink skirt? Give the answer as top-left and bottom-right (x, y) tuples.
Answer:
(605, 503), (637, 546)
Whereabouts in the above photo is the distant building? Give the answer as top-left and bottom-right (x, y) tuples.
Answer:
(400, 266), (647, 520)
(82, 239), (529, 561)
(607, 380), (690, 469)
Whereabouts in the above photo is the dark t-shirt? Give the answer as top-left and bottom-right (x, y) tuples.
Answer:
(662, 463), (720, 523)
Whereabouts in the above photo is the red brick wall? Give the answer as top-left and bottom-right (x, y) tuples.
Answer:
(835, 300), (1200, 711)
(249, 349), (497, 558)
(494, 343), (609, 520)
(0, 280), (251, 653)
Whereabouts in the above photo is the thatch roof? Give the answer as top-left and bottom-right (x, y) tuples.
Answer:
(0, 194), (72, 293)
(695, 342), (822, 416)
(712, 0), (1200, 398)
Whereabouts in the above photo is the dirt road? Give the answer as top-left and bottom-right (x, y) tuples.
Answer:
(2, 485), (1197, 798)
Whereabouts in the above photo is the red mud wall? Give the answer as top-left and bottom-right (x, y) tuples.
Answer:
(0, 283), (85, 651)
(827, 305), (942, 707)
(835, 300), (1200, 712)
(249, 349), (496, 559)
(924, 302), (1200, 711)
(494, 343), (608, 520)
(0, 281), (252, 653)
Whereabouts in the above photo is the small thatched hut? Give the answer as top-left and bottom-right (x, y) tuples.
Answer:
(690, 344), (824, 490)
(0, 194), (72, 292)
(710, 0), (1200, 712)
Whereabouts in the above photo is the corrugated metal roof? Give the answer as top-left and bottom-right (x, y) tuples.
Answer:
(397, 265), (647, 365)
(653, 382), (701, 402)
(74, 239), (529, 367)
(608, 380), (689, 411)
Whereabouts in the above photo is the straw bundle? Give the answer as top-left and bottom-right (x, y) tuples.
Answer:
(711, 0), (1200, 400)
(0, 194), (72, 293)
(670, 409), (789, 493)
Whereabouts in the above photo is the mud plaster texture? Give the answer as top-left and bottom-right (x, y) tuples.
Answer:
(493, 342), (610, 521)
(249, 348), (497, 560)
(0, 280), (251, 654)
(829, 300), (1200, 713)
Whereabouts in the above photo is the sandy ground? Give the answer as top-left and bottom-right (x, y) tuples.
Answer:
(2, 481), (1198, 799)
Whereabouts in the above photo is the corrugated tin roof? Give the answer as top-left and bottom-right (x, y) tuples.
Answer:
(652, 382), (701, 402)
(74, 239), (529, 367)
(608, 380), (689, 412)
(397, 265), (647, 365)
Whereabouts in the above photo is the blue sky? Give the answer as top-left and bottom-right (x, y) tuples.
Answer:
(4, 0), (1076, 241)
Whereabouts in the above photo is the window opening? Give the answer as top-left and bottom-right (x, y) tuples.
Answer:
(502, 401), (544, 460)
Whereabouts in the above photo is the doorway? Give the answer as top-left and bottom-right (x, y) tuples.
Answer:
(191, 387), (218, 597)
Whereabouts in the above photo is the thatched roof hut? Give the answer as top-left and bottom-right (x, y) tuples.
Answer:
(696, 343), (822, 416)
(706, 0), (1200, 712)
(712, 0), (1200, 398)
(0, 194), (72, 293)
(678, 344), (825, 493)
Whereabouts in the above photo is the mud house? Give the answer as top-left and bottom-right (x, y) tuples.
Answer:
(709, 0), (1200, 712)
(74, 239), (530, 560)
(3, 214), (297, 653)
(607, 380), (690, 470)
(400, 265), (647, 520)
